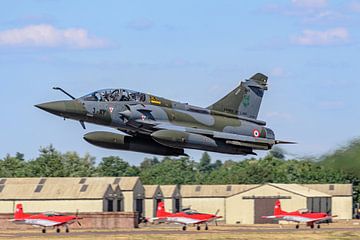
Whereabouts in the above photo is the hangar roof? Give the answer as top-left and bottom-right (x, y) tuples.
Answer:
(160, 185), (180, 198)
(144, 185), (162, 199)
(302, 184), (352, 196)
(269, 184), (331, 197)
(180, 184), (259, 198)
(0, 182), (113, 200)
(0, 177), (142, 199)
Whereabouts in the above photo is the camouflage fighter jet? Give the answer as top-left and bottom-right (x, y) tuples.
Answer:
(35, 73), (294, 156)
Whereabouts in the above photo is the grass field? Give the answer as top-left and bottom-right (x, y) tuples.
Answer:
(2, 223), (360, 240)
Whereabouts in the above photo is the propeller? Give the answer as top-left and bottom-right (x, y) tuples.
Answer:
(75, 209), (82, 226)
(214, 209), (220, 226)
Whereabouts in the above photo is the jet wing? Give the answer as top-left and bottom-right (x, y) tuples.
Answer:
(152, 122), (285, 148)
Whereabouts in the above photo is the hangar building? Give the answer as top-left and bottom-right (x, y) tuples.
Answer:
(180, 184), (259, 220)
(160, 185), (181, 213)
(303, 184), (353, 219)
(0, 177), (144, 217)
(226, 183), (333, 224)
(144, 185), (163, 219)
(0, 178), (353, 226)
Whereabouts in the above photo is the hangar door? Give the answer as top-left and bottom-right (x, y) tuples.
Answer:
(254, 198), (278, 224)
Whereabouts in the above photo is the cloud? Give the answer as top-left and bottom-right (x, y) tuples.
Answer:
(292, 0), (327, 9)
(292, 27), (349, 46)
(0, 24), (108, 49)
(127, 18), (154, 31)
(262, 1), (344, 25)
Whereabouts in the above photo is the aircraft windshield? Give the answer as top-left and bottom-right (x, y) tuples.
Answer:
(184, 210), (200, 215)
(81, 89), (146, 102)
(43, 212), (64, 217)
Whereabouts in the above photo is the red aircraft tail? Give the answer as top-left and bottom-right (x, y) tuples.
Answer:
(14, 204), (25, 219)
(156, 201), (170, 217)
(274, 200), (287, 215)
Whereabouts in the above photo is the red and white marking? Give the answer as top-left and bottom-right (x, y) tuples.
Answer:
(253, 129), (260, 138)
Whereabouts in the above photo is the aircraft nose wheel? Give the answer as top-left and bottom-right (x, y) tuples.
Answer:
(66, 228), (70, 233)
(42, 229), (46, 233)
(295, 224), (299, 229)
(182, 226), (187, 231)
(196, 225), (201, 231)
(205, 225), (209, 230)
(317, 225), (321, 229)
(310, 225), (314, 229)
(56, 228), (60, 233)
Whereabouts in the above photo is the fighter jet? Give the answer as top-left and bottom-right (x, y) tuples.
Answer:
(35, 73), (294, 156)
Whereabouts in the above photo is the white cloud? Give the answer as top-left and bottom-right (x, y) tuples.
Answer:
(0, 24), (108, 49)
(292, 0), (327, 9)
(292, 27), (349, 46)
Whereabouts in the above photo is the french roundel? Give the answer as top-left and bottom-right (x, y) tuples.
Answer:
(253, 129), (260, 138)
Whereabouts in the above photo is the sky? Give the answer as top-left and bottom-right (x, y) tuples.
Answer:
(0, 0), (359, 165)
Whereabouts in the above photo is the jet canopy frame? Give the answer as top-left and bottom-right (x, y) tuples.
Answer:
(80, 89), (146, 102)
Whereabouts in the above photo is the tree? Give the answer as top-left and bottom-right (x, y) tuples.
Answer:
(62, 152), (96, 177)
(140, 157), (197, 184)
(0, 153), (27, 177)
(139, 157), (159, 171)
(198, 152), (212, 173)
(97, 156), (139, 176)
(27, 145), (66, 177)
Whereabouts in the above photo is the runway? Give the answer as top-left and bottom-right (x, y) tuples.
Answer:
(2, 224), (360, 239)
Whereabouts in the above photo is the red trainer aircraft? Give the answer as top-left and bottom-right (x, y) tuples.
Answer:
(262, 200), (335, 229)
(10, 204), (82, 233)
(152, 201), (221, 231)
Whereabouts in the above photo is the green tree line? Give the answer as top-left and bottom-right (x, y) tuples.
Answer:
(1, 140), (360, 194)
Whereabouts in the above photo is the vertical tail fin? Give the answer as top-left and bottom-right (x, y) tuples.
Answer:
(14, 204), (24, 219)
(274, 200), (286, 215)
(207, 73), (268, 119)
(156, 201), (170, 217)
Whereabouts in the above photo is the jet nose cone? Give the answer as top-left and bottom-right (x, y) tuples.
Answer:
(35, 100), (87, 119)
(35, 101), (67, 114)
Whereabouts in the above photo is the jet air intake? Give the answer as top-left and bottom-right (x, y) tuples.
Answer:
(83, 131), (186, 156)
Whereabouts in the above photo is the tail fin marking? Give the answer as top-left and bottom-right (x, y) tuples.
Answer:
(156, 201), (170, 217)
(14, 204), (24, 219)
(207, 73), (268, 119)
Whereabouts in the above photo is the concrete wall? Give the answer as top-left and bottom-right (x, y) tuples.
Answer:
(164, 198), (174, 213)
(0, 212), (138, 230)
(144, 198), (153, 219)
(0, 200), (103, 213)
(123, 192), (134, 212)
(332, 196), (353, 219)
(226, 185), (307, 224)
(182, 197), (224, 219)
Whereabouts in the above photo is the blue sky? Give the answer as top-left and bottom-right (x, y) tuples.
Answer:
(1, 0), (359, 164)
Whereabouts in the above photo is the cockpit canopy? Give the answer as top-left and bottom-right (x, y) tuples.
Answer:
(80, 89), (146, 102)
(43, 211), (65, 217)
